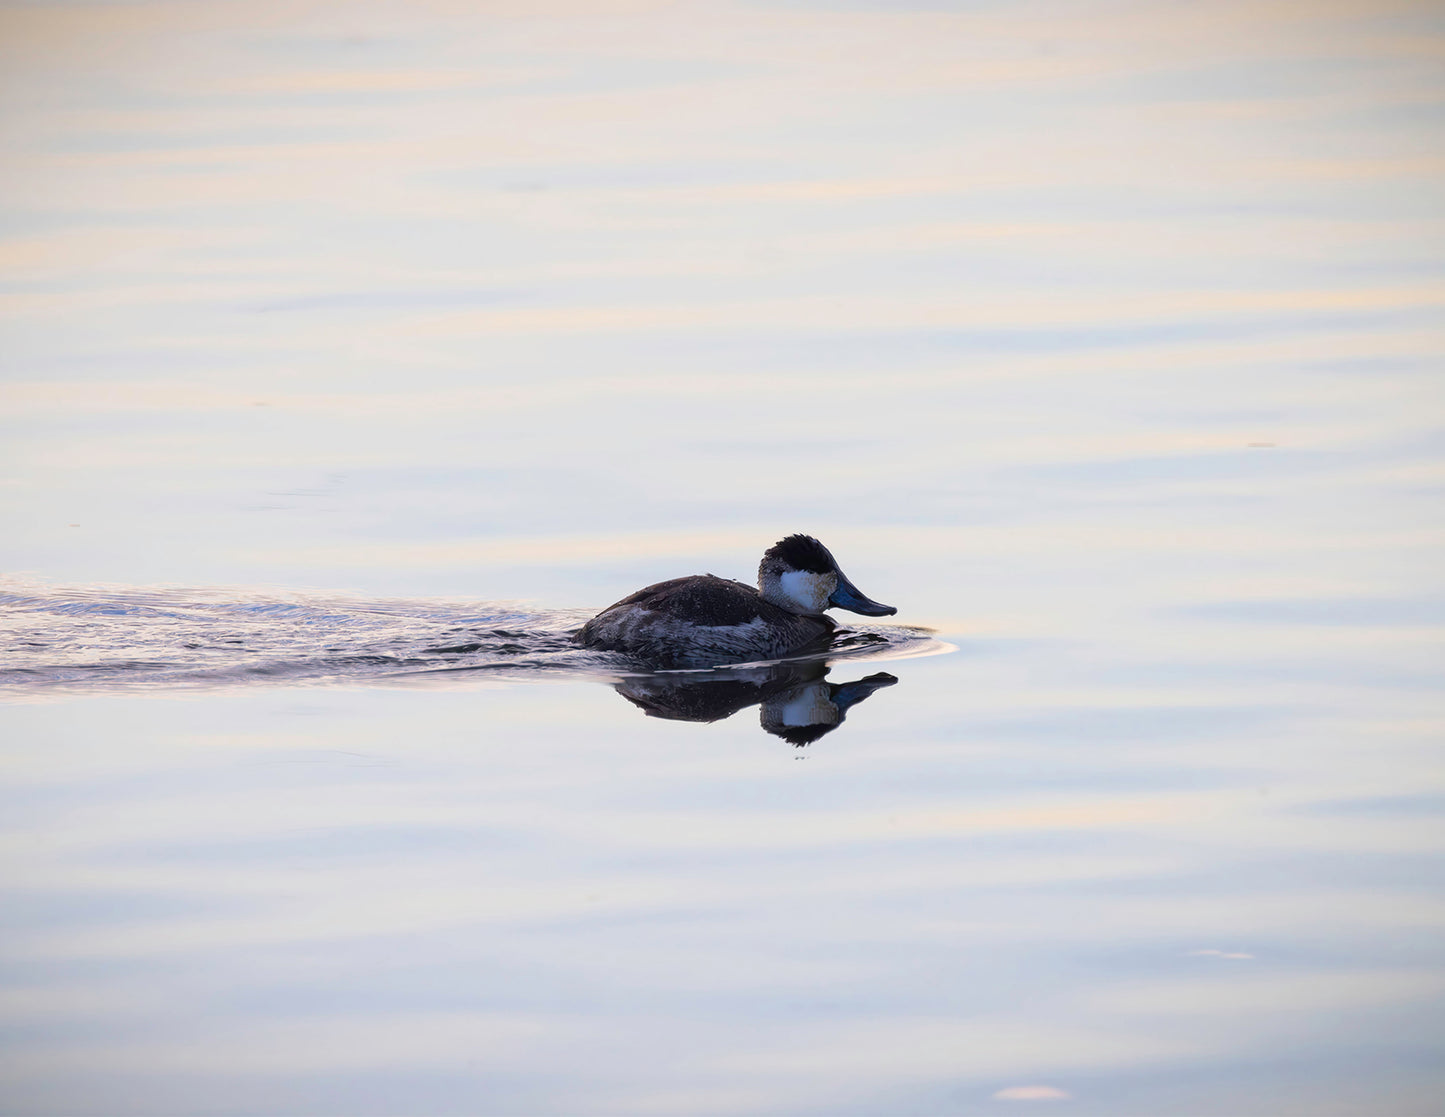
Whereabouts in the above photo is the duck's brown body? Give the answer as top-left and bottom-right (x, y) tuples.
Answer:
(575, 575), (834, 668)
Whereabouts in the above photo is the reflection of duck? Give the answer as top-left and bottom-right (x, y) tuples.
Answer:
(576, 535), (896, 668)
(614, 658), (898, 745)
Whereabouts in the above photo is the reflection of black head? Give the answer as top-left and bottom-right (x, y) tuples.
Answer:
(611, 659), (898, 745)
(770, 722), (836, 747)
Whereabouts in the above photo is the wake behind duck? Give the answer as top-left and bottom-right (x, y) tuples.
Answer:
(1, 538), (937, 696)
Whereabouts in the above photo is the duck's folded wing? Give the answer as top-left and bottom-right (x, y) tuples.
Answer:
(610, 575), (770, 626)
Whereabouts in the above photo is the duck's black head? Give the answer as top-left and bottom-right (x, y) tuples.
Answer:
(757, 534), (897, 617)
(764, 534), (838, 575)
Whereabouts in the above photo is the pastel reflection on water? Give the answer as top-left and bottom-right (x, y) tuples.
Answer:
(1, 0), (1443, 1112)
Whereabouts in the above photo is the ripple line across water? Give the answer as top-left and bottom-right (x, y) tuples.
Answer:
(0, 580), (948, 697)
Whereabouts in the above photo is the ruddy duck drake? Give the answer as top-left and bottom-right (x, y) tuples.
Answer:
(575, 534), (897, 668)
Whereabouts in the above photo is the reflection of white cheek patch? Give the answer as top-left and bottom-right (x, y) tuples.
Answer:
(779, 570), (831, 612)
(781, 686), (838, 726)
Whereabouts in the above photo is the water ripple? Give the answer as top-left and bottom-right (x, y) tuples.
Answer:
(0, 581), (945, 697)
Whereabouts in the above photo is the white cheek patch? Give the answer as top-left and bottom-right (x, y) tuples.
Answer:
(778, 569), (834, 613)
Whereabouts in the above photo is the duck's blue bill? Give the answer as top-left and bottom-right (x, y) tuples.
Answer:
(829, 577), (897, 617)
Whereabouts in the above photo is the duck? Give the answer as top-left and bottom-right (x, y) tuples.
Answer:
(575, 534), (897, 668)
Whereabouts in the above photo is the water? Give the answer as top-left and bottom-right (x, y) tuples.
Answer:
(2, 0), (1443, 1112)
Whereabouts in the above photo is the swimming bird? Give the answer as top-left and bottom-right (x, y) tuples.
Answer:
(575, 534), (897, 668)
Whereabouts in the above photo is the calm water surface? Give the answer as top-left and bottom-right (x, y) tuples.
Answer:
(2, 1), (1443, 1113)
